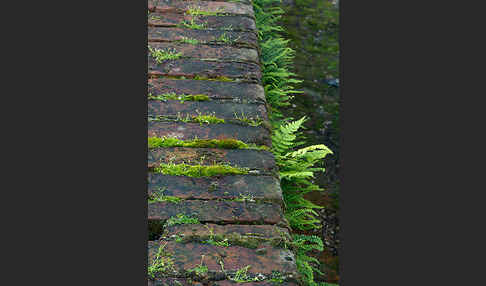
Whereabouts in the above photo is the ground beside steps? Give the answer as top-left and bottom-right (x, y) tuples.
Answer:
(148, 1), (300, 285)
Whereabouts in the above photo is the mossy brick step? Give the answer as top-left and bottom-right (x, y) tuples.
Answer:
(148, 122), (271, 146)
(148, 241), (297, 279)
(148, 147), (276, 173)
(162, 224), (290, 243)
(148, 0), (254, 18)
(148, 58), (261, 82)
(148, 42), (259, 63)
(148, 100), (268, 121)
(148, 27), (258, 48)
(148, 200), (285, 225)
(148, 175), (282, 204)
(149, 279), (298, 286)
(148, 13), (256, 32)
(148, 78), (265, 104)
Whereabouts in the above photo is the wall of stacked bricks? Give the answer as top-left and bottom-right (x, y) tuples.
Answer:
(148, 0), (300, 285)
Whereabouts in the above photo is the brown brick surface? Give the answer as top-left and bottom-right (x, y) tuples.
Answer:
(148, 27), (258, 48)
(148, 78), (266, 103)
(147, 0), (300, 283)
(148, 122), (272, 146)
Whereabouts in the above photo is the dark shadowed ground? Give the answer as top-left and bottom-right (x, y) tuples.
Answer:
(280, 0), (340, 283)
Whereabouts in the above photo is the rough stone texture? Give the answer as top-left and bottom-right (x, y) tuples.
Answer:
(148, 78), (266, 103)
(148, 241), (297, 277)
(148, 200), (286, 225)
(148, 122), (272, 146)
(148, 42), (259, 63)
(148, 0), (255, 18)
(148, 58), (261, 82)
(147, 0), (299, 283)
(148, 174), (282, 203)
(148, 13), (257, 31)
(148, 147), (277, 174)
(148, 27), (258, 48)
(148, 100), (268, 121)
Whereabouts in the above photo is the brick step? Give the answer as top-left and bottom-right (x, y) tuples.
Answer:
(148, 200), (286, 225)
(148, 100), (268, 121)
(148, 122), (271, 146)
(148, 27), (258, 48)
(162, 224), (290, 245)
(148, 147), (276, 174)
(148, 0), (254, 18)
(148, 78), (265, 104)
(148, 42), (259, 63)
(148, 241), (298, 280)
(148, 174), (282, 204)
(148, 13), (256, 31)
(149, 279), (298, 286)
(148, 58), (261, 82)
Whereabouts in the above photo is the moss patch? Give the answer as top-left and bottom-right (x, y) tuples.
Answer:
(152, 163), (249, 177)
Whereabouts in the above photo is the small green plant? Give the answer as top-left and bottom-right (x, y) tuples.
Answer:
(148, 92), (210, 103)
(148, 46), (182, 64)
(179, 18), (207, 30)
(148, 242), (175, 278)
(234, 112), (264, 127)
(229, 265), (258, 282)
(165, 214), (200, 227)
(292, 235), (325, 286)
(212, 33), (232, 44)
(188, 255), (209, 276)
(148, 188), (182, 203)
(186, 6), (225, 16)
(192, 111), (226, 125)
(178, 36), (200, 45)
(203, 225), (230, 247)
(153, 163), (249, 177)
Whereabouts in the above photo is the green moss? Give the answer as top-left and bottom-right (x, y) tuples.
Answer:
(193, 114), (225, 125)
(148, 242), (175, 278)
(148, 137), (253, 149)
(153, 163), (249, 177)
(148, 92), (210, 103)
(177, 37), (200, 45)
(165, 214), (200, 227)
(186, 6), (225, 16)
(178, 18), (207, 30)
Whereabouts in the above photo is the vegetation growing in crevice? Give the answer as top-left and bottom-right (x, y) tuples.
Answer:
(148, 92), (210, 103)
(152, 162), (250, 177)
(148, 187), (182, 203)
(148, 242), (175, 278)
(148, 46), (182, 64)
(148, 137), (267, 150)
(165, 214), (201, 227)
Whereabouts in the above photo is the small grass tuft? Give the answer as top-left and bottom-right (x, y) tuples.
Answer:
(153, 163), (249, 177)
(148, 46), (182, 64)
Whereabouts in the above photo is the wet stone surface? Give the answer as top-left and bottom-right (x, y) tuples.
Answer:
(148, 122), (272, 146)
(146, 0), (299, 282)
(148, 147), (277, 173)
(148, 100), (268, 121)
(148, 200), (286, 226)
(148, 42), (259, 63)
(148, 27), (258, 49)
(148, 13), (257, 32)
(148, 174), (282, 204)
(148, 78), (266, 103)
(148, 0), (255, 18)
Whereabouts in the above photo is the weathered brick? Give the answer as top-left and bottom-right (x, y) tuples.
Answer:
(148, 122), (271, 146)
(148, 147), (276, 173)
(148, 42), (259, 63)
(148, 27), (258, 48)
(148, 200), (285, 225)
(148, 58), (261, 82)
(148, 78), (265, 104)
(163, 224), (290, 242)
(149, 0), (255, 18)
(148, 174), (282, 203)
(148, 13), (256, 31)
(148, 100), (268, 121)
